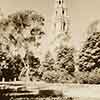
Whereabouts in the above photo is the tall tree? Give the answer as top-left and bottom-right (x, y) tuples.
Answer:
(0, 10), (45, 81)
(41, 46), (75, 83)
(56, 46), (75, 73)
(77, 31), (100, 84)
(78, 32), (100, 72)
(0, 10), (45, 57)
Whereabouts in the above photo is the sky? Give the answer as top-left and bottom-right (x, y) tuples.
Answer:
(0, 0), (100, 50)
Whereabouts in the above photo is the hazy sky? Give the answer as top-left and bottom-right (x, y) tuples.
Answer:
(0, 0), (100, 49)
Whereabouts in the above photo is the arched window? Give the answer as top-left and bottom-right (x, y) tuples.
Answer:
(63, 22), (66, 30)
(62, 10), (64, 14)
(59, 0), (61, 4)
(62, 0), (64, 4)
(56, 11), (58, 15)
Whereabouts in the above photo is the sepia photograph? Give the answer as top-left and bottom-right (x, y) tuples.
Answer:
(0, 0), (100, 100)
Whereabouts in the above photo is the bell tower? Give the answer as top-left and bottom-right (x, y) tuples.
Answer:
(50, 0), (69, 47)
(49, 0), (70, 59)
(54, 0), (69, 36)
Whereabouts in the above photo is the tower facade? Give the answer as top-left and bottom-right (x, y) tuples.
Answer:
(50, 0), (69, 48)
(49, 0), (70, 59)
(54, 0), (69, 37)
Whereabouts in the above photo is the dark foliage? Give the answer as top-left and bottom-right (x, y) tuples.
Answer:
(0, 10), (45, 81)
(56, 47), (75, 73)
(41, 46), (75, 83)
(78, 32), (100, 72)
